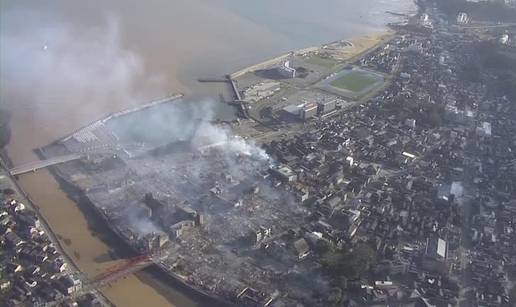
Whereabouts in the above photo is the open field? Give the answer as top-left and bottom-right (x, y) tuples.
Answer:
(330, 71), (379, 92)
(317, 68), (386, 99)
(325, 31), (395, 62)
(305, 54), (339, 68)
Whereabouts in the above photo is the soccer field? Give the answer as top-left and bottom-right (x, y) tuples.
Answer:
(330, 71), (379, 92)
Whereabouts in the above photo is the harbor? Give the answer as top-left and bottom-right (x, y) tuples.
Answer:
(27, 26), (403, 306)
(0, 1), (417, 305)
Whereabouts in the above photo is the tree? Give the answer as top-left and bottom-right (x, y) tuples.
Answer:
(322, 243), (376, 279)
(326, 287), (343, 305)
(314, 239), (333, 255)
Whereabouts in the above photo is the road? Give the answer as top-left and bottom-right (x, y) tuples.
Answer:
(9, 153), (83, 176)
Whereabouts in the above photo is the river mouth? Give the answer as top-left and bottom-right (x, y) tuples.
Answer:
(37, 147), (225, 307)
(0, 1), (416, 306)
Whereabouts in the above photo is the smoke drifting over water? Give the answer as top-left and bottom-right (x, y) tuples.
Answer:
(0, 10), (166, 139)
(0, 0), (416, 158)
(97, 94), (272, 237)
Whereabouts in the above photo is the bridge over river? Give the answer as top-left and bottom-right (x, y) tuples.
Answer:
(9, 154), (84, 176)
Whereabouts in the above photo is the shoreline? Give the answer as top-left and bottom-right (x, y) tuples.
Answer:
(61, 93), (184, 143)
(4, 18), (416, 306)
(229, 30), (397, 81)
(37, 29), (402, 304)
(34, 148), (228, 307)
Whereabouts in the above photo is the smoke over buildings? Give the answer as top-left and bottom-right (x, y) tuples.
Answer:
(1, 8), (276, 241)
(0, 9), (166, 147)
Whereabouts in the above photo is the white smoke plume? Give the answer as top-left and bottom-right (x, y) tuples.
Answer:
(1, 7), (274, 238)
(193, 119), (269, 161)
(0, 9), (165, 129)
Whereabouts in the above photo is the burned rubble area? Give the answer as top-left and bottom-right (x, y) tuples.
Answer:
(43, 126), (340, 306)
(37, 5), (516, 305)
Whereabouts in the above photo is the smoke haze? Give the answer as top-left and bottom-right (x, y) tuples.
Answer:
(0, 10), (168, 163)
(0, 11), (165, 117)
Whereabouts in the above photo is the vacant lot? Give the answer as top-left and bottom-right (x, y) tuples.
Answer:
(305, 54), (339, 68)
(330, 71), (379, 92)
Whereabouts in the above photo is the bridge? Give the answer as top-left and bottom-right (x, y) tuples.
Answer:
(89, 254), (156, 289)
(9, 153), (84, 176)
(46, 253), (158, 306)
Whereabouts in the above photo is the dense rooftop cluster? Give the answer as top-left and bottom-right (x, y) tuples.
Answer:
(33, 1), (516, 306)
(260, 11), (516, 306)
(0, 197), (103, 307)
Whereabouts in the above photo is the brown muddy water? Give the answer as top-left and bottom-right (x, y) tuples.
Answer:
(0, 0), (416, 306)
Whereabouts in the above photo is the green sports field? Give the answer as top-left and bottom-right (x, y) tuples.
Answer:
(330, 71), (379, 92)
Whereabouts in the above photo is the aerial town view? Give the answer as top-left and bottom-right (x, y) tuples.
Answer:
(1, 0), (516, 306)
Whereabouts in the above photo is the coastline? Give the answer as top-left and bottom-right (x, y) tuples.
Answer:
(34, 148), (228, 306)
(61, 93), (184, 143)
(18, 28), (405, 305)
(5, 7), (418, 306)
(230, 30), (396, 80)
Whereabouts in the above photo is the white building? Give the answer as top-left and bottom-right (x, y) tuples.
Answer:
(436, 238), (447, 260)
(477, 122), (492, 137)
(450, 181), (464, 198)
(278, 60), (296, 79)
(456, 12), (470, 25)
(500, 34), (510, 45)
(405, 118), (416, 129)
